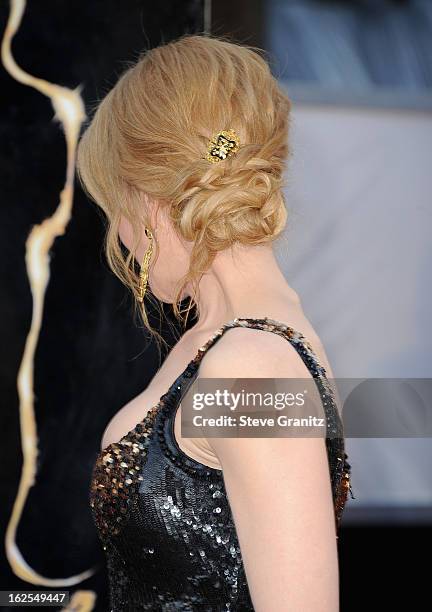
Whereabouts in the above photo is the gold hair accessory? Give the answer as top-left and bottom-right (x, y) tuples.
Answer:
(206, 129), (240, 163)
(137, 227), (154, 302)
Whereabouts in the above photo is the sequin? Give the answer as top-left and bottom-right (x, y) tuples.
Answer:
(89, 317), (353, 611)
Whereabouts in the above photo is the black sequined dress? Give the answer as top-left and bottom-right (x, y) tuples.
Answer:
(89, 317), (353, 611)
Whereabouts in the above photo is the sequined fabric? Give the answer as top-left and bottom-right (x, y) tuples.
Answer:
(89, 317), (354, 611)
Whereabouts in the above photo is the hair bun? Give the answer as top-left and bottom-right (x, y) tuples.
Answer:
(76, 34), (292, 324)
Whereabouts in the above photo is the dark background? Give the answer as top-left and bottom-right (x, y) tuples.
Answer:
(0, 1), (426, 610)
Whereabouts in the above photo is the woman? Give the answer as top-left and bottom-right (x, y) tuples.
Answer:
(77, 34), (352, 611)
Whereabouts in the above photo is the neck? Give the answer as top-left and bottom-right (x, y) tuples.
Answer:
(186, 242), (300, 332)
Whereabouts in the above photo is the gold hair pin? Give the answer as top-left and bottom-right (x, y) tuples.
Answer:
(206, 129), (240, 163)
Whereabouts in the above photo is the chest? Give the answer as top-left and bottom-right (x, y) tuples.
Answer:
(100, 340), (200, 451)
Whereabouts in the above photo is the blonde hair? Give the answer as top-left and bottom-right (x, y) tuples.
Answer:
(76, 34), (292, 342)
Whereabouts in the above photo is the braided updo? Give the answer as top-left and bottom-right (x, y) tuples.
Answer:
(77, 34), (292, 332)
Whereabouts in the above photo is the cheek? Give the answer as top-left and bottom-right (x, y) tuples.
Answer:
(118, 217), (134, 250)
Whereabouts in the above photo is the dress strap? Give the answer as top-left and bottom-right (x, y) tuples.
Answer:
(164, 316), (338, 426)
(193, 316), (328, 375)
(157, 316), (325, 405)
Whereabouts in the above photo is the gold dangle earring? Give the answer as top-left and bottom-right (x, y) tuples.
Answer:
(137, 227), (154, 303)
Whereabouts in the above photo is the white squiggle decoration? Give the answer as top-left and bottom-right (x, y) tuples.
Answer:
(2, 0), (97, 597)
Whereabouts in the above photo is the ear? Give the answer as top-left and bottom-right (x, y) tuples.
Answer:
(140, 191), (160, 231)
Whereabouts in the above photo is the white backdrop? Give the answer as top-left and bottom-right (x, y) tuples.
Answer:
(275, 102), (432, 522)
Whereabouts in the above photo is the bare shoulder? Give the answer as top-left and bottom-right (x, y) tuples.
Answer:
(195, 319), (333, 478)
(198, 324), (315, 379)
